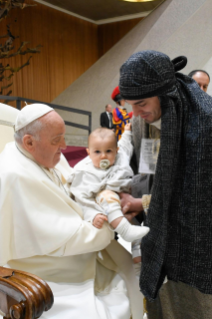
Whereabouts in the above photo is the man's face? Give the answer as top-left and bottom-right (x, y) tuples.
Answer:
(25, 111), (67, 168)
(126, 96), (161, 123)
(87, 136), (118, 169)
(192, 72), (210, 92)
(106, 105), (112, 113)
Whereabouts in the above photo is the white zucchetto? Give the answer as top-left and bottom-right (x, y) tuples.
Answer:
(15, 104), (53, 132)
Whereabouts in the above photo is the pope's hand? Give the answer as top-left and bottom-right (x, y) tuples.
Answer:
(93, 214), (108, 229)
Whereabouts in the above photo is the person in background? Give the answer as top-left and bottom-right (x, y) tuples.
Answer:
(111, 86), (130, 141)
(188, 69), (210, 92)
(100, 104), (115, 130)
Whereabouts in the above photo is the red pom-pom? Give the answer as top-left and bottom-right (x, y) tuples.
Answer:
(111, 86), (120, 101)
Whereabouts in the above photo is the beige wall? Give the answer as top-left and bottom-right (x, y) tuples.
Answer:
(98, 18), (143, 58)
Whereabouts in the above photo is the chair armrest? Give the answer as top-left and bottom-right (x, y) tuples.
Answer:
(0, 266), (54, 319)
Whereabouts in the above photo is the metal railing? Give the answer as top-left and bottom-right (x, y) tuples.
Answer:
(0, 95), (92, 135)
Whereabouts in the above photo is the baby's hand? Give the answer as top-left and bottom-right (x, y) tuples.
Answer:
(125, 123), (131, 131)
(93, 214), (108, 229)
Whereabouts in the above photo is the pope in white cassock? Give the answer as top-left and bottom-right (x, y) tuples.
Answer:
(0, 103), (143, 319)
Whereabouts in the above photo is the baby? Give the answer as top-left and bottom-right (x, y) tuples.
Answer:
(68, 125), (149, 242)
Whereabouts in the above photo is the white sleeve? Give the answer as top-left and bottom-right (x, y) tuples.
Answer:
(48, 223), (114, 257)
(132, 239), (141, 258)
(1, 171), (113, 263)
(118, 130), (133, 160)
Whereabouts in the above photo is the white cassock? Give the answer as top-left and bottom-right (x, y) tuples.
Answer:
(0, 141), (143, 319)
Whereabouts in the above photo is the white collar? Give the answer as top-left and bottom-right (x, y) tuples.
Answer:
(16, 142), (36, 162)
(16, 143), (51, 172)
(150, 118), (161, 130)
(16, 142), (68, 194)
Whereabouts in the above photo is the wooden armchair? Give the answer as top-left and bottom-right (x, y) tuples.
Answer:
(0, 267), (54, 319)
(0, 104), (54, 319)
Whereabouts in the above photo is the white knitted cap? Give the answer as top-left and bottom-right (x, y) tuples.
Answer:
(15, 104), (53, 132)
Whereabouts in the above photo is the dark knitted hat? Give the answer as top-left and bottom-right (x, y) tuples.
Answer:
(111, 86), (123, 103)
(119, 50), (187, 100)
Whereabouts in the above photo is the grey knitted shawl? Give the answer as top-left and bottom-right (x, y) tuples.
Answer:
(120, 50), (212, 300)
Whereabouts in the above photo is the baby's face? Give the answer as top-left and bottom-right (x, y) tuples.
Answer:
(87, 136), (118, 169)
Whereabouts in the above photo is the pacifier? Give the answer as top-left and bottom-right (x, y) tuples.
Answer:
(99, 159), (110, 170)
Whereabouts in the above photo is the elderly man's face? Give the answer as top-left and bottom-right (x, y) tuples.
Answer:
(192, 72), (210, 92)
(126, 96), (161, 123)
(25, 111), (66, 168)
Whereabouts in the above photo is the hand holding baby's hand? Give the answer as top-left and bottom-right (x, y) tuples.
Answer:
(125, 123), (131, 131)
(93, 214), (108, 229)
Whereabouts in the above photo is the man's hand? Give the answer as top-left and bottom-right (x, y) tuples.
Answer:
(119, 193), (143, 222)
(93, 214), (108, 229)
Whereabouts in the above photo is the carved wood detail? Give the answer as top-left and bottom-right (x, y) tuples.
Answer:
(0, 267), (54, 319)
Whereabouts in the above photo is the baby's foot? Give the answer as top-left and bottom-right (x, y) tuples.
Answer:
(115, 218), (149, 242)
